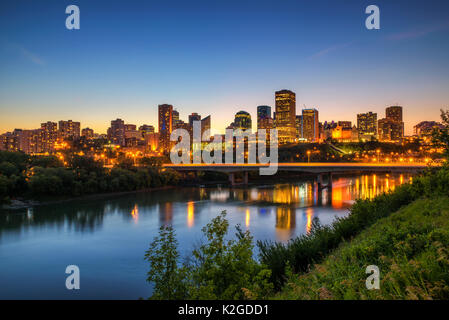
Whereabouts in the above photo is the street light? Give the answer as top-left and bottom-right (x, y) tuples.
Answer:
(376, 149), (380, 163)
(307, 150), (311, 163)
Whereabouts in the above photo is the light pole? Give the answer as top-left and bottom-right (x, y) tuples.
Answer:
(307, 150), (311, 163)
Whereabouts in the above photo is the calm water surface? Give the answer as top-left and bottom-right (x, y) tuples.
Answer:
(0, 173), (412, 299)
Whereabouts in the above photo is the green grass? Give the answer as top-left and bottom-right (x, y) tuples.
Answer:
(275, 197), (449, 300)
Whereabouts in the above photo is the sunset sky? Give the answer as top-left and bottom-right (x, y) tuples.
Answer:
(1, 0), (449, 135)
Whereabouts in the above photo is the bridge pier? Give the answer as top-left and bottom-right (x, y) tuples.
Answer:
(316, 172), (333, 191)
(229, 172), (235, 186)
(228, 172), (249, 186)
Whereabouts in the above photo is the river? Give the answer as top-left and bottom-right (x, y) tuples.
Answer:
(0, 172), (412, 299)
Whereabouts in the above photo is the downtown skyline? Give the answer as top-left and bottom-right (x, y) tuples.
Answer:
(1, 0), (449, 135)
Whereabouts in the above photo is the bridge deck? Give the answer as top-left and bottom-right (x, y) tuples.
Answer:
(163, 162), (430, 173)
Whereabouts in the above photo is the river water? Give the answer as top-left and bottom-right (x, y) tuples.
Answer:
(0, 173), (412, 299)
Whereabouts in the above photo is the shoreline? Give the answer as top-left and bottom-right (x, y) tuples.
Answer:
(0, 185), (176, 211)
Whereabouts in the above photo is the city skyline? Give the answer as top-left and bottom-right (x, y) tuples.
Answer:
(1, 0), (449, 135)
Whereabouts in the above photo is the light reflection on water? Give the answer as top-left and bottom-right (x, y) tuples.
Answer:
(0, 173), (412, 299)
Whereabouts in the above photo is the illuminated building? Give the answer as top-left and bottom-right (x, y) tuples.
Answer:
(296, 115), (303, 140)
(41, 121), (58, 153)
(144, 132), (159, 151)
(201, 115), (211, 139)
(139, 125), (155, 135)
(301, 108), (319, 142)
(378, 118), (403, 142)
(331, 125), (352, 141)
(357, 112), (377, 141)
(188, 113), (201, 127)
(158, 104), (173, 152)
(81, 127), (94, 139)
(386, 106), (403, 123)
(338, 121), (352, 129)
(414, 121), (444, 144)
(108, 118), (126, 146)
(172, 109), (181, 128)
(234, 111), (252, 130)
(275, 90), (296, 144)
(257, 105), (271, 130)
(58, 120), (80, 140)
(385, 105), (404, 139)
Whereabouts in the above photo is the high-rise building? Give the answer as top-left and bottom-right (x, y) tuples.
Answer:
(275, 90), (296, 143)
(158, 104), (173, 152)
(386, 106), (403, 123)
(81, 127), (94, 139)
(257, 105), (271, 130)
(58, 120), (80, 140)
(357, 112), (377, 141)
(234, 111), (252, 130)
(378, 118), (403, 142)
(41, 121), (58, 153)
(108, 118), (126, 146)
(385, 106), (404, 139)
(172, 110), (181, 128)
(201, 115), (211, 139)
(188, 113), (201, 127)
(301, 109), (319, 142)
(295, 115), (303, 140)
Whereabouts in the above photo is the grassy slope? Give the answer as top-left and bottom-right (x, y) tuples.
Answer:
(276, 197), (449, 300)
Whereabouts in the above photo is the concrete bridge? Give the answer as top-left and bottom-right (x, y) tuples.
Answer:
(163, 162), (429, 187)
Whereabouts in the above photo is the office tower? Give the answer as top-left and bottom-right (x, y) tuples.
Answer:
(108, 118), (126, 146)
(301, 109), (319, 142)
(188, 113), (201, 127)
(357, 112), (377, 141)
(172, 110), (181, 128)
(275, 90), (296, 143)
(139, 125), (155, 136)
(257, 105), (271, 130)
(58, 120), (80, 140)
(386, 106), (403, 123)
(295, 115), (303, 140)
(234, 111), (252, 130)
(81, 128), (94, 139)
(41, 121), (58, 153)
(158, 104), (173, 152)
(201, 115), (211, 139)
(385, 105), (404, 139)
(378, 118), (404, 142)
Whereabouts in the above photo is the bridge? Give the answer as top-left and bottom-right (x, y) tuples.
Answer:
(163, 162), (430, 187)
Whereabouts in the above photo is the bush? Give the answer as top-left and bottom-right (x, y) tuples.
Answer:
(145, 212), (273, 300)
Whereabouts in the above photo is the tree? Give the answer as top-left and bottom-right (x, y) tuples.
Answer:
(432, 109), (449, 159)
(144, 225), (188, 299)
(144, 212), (273, 300)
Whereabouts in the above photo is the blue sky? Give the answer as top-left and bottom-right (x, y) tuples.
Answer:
(1, 0), (449, 135)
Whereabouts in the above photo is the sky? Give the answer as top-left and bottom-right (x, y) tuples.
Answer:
(1, 0), (449, 135)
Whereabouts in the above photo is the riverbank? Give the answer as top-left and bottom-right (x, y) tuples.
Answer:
(0, 185), (176, 210)
(274, 196), (449, 299)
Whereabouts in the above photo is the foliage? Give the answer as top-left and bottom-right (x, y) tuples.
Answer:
(144, 225), (189, 299)
(145, 211), (273, 300)
(276, 197), (449, 300)
(0, 151), (180, 202)
(258, 165), (449, 289)
(432, 109), (449, 159)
